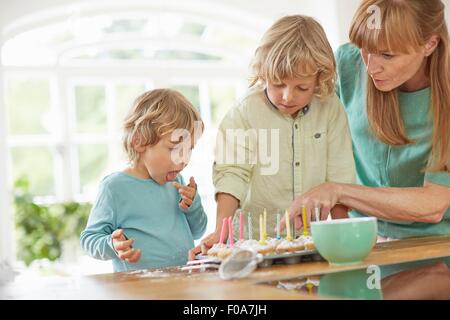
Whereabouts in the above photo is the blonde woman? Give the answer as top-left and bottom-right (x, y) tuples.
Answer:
(286, 0), (450, 239)
(190, 15), (355, 258)
(81, 89), (207, 272)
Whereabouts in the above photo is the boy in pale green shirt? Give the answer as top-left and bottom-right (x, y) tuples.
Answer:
(190, 15), (355, 257)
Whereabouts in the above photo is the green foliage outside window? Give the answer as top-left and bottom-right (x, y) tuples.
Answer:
(14, 177), (91, 266)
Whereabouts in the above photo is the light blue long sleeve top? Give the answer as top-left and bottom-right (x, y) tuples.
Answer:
(80, 172), (208, 272)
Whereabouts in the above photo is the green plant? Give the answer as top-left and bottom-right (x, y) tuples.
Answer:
(14, 177), (91, 265)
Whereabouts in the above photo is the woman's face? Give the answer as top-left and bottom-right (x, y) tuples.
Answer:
(360, 47), (429, 92)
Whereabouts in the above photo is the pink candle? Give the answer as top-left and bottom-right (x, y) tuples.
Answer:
(239, 211), (244, 241)
(228, 216), (235, 247)
(219, 217), (227, 244)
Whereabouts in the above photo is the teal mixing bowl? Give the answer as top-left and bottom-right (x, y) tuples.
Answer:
(311, 217), (377, 265)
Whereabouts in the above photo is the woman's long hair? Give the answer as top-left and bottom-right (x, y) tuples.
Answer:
(350, 0), (449, 172)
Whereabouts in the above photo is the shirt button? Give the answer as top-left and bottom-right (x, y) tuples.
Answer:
(314, 133), (321, 139)
(295, 162), (300, 166)
(294, 124), (298, 129)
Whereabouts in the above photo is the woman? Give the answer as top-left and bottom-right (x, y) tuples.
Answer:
(285, 0), (450, 239)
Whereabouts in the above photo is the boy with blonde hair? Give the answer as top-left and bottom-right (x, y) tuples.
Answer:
(191, 15), (355, 257)
(81, 89), (207, 272)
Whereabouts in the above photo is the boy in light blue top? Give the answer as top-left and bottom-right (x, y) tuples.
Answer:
(80, 89), (207, 272)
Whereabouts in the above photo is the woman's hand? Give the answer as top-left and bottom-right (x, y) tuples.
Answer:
(188, 232), (222, 261)
(280, 182), (342, 231)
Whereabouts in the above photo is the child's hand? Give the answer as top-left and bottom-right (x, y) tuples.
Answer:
(111, 229), (141, 263)
(173, 177), (197, 210)
(188, 232), (221, 261)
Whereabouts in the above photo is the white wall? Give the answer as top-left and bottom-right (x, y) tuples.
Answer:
(0, 34), (13, 263)
(1, 0), (449, 50)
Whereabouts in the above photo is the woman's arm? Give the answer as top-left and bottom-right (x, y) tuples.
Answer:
(282, 181), (450, 230)
(337, 181), (450, 223)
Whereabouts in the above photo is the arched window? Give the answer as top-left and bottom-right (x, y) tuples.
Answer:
(1, 1), (269, 268)
(2, 2), (267, 202)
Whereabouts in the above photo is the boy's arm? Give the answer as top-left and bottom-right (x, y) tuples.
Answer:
(80, 186), (118, 260)
(188, 105), (253, 259)
(213, 106), (254, 214)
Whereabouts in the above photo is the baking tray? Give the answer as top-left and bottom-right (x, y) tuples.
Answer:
(257, 249), (323, 267)
(196, 249), (324, 268)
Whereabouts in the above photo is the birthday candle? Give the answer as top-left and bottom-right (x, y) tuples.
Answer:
(276, 212), (280, 240)
(259, 214), (265, 244)
(248, 212), (253, 240)
(314, 207), (320, 222)
(285, 209), (292, 240)
(306, 282), (314, 295)
(263, 208), (267, 240)
(219, 217), (227, 244)
(228, 216), (235, 247)
(302, 207), (309, 236)
(293, 217), (296, 239)
(239, 211), (244, 241)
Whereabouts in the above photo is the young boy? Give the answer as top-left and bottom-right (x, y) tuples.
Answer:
(80, 89), (207, 272)
(190, 15), (355, 258)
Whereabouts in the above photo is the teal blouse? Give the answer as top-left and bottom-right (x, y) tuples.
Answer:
(335, 43), (450, 238)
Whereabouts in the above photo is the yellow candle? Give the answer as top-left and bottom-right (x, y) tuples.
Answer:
(302, 207), (309, 236)
(285, 210), (292, 240)
(263, 208), (267, 240)
(259, 214), (265, 244)
(306, 282), (314, 295)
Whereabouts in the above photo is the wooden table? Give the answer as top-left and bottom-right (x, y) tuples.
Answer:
(2, 235), (450, 300)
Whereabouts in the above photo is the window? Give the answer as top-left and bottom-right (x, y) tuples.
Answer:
(1, 1), (268, 270)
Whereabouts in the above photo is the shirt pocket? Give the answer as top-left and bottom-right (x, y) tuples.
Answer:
(306, 130), (327, 145)
(304, 130), (328, 175)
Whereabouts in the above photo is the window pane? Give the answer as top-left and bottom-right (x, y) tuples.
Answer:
(171, 85), (200, 111)
(75, 85), (106, 133)
(179, 22), (206, 37)
(10, 147), (54, 196)
(78, 144), (108, 195)
(116, 85), (145, 126)
(210, 84), (236, 127)
(6, 79), (51, 135)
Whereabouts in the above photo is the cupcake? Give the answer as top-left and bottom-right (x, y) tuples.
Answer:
(267, 237), (283, 248)
(217, 246), (234, 260)
(251, 241), (276, 255)
(299, 235), (315, 250)
(238, 239), (260, 250)
(276, 238), (305, 253)
(207, 243), (226, 257)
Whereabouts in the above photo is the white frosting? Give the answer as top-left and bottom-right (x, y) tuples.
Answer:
(299, 235), (314, 243)
(267, 237), (282, 247)
(277, 239), (302, 249)
(239, 240), (274, 253)
(239, 239), (260, 249)
(207, 243), (226, 255)
(306, 277), (320, 286)
(234, 240), (246, 248)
